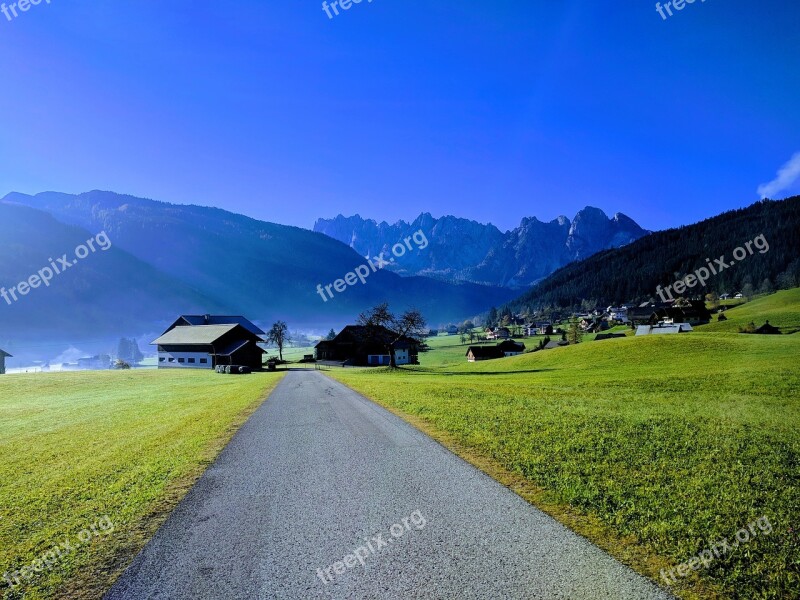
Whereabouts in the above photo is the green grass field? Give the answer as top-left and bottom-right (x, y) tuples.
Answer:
(699, 288), (800, 334)
(327, 330), (800, 599)
(0, 370), (284, 600)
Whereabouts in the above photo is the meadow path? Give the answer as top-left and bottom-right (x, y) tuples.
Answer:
(104, 369), (674, 599)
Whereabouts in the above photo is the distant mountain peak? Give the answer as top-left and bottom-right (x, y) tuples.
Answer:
(314, 209), (650, 288)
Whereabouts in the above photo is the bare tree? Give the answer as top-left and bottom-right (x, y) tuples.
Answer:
(268, 321), (290, 361)
(357, 302), (427, 368)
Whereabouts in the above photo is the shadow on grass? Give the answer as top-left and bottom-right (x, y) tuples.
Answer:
(373, 366), (559, 376)
(426, 369), (557, 376)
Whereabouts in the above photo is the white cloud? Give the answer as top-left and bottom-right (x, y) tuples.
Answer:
(757, 152), (800, 199)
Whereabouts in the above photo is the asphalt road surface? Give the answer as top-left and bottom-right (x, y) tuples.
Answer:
(105, 370), (675, 600)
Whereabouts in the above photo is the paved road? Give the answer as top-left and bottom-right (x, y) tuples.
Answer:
(105, 370), (674, 600)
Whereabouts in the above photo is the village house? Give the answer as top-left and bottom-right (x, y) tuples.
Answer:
(492, 327), (511, 340)
(465, 340), (526, 362)
(607, 307), (628, 322)
(62, 355), (112, 370)
(594, 333), (627, 341)
(527, 322), (552, 335)
(751, 321), (782, 335)
(580, 317), (608, 333)
(314, 325), (420, 366)
(542, 340), (570, 350)
(0, 348), (11, 374)
(497, 340), (526, 356)
(152, 315), (266, 370)
(465, 346), (504, 362)
(627, 301), (710, 326)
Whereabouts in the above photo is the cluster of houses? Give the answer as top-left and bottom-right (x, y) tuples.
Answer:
(466, 300), (716, 363)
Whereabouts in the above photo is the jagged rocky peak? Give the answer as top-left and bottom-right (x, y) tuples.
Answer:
(314, 208), (650, 288)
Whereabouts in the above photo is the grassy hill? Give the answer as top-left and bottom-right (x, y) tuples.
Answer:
(699, 288), (800, 334)
(327, 332), (800, 599)
(0, 370), (284, 600)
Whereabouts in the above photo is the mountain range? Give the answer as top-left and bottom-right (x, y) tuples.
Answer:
(314, 209), (649, 288)
(0, 191), (517, 358)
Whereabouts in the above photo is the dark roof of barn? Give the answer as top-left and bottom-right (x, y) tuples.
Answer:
(169, 315), (266, 337)
(320, 325), (419, 347)
(754, 321), (781, 335)
(544, 341), (570, 349)
(594, 333), (627, 341)
(497, 340), (526, 351)
(466, 346), (504, 359)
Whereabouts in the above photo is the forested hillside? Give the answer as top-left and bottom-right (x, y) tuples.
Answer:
(507, 197), (800, 311)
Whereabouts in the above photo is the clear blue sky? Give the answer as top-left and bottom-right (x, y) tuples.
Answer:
(1, 0), (798, 232)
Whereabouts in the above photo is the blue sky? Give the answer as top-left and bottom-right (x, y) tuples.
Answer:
(0, 0), (798, 232)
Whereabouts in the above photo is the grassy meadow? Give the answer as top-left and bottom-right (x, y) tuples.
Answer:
(0, 370), (285, 600)
(327, 324), (800, 599)
(699, 288), (800, 334)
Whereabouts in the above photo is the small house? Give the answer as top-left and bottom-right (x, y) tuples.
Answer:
(0, 348), (11, 374)
(494, 327), (511, 340)
(754, 321), (781, 335)
(594, 333), (627, 341)
(466, 346), (504, 362)
(497, 340), (526, 356)
(543, 340), (569, 350)
(78, 355), (112, 370)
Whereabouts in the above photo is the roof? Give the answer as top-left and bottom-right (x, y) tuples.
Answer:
(325, 325), (420, 347)
(544, 341), (569, 350)
(169, 315), (265, 337)
(216, 338), (266, 356)
(0, 349), (11, 358)
(754, 322), (781, 335)
(594, 333), (627, 341)
(497, 340), (526, 351)
(466, 346), (504, 359)
(151, 324), (239, 346)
